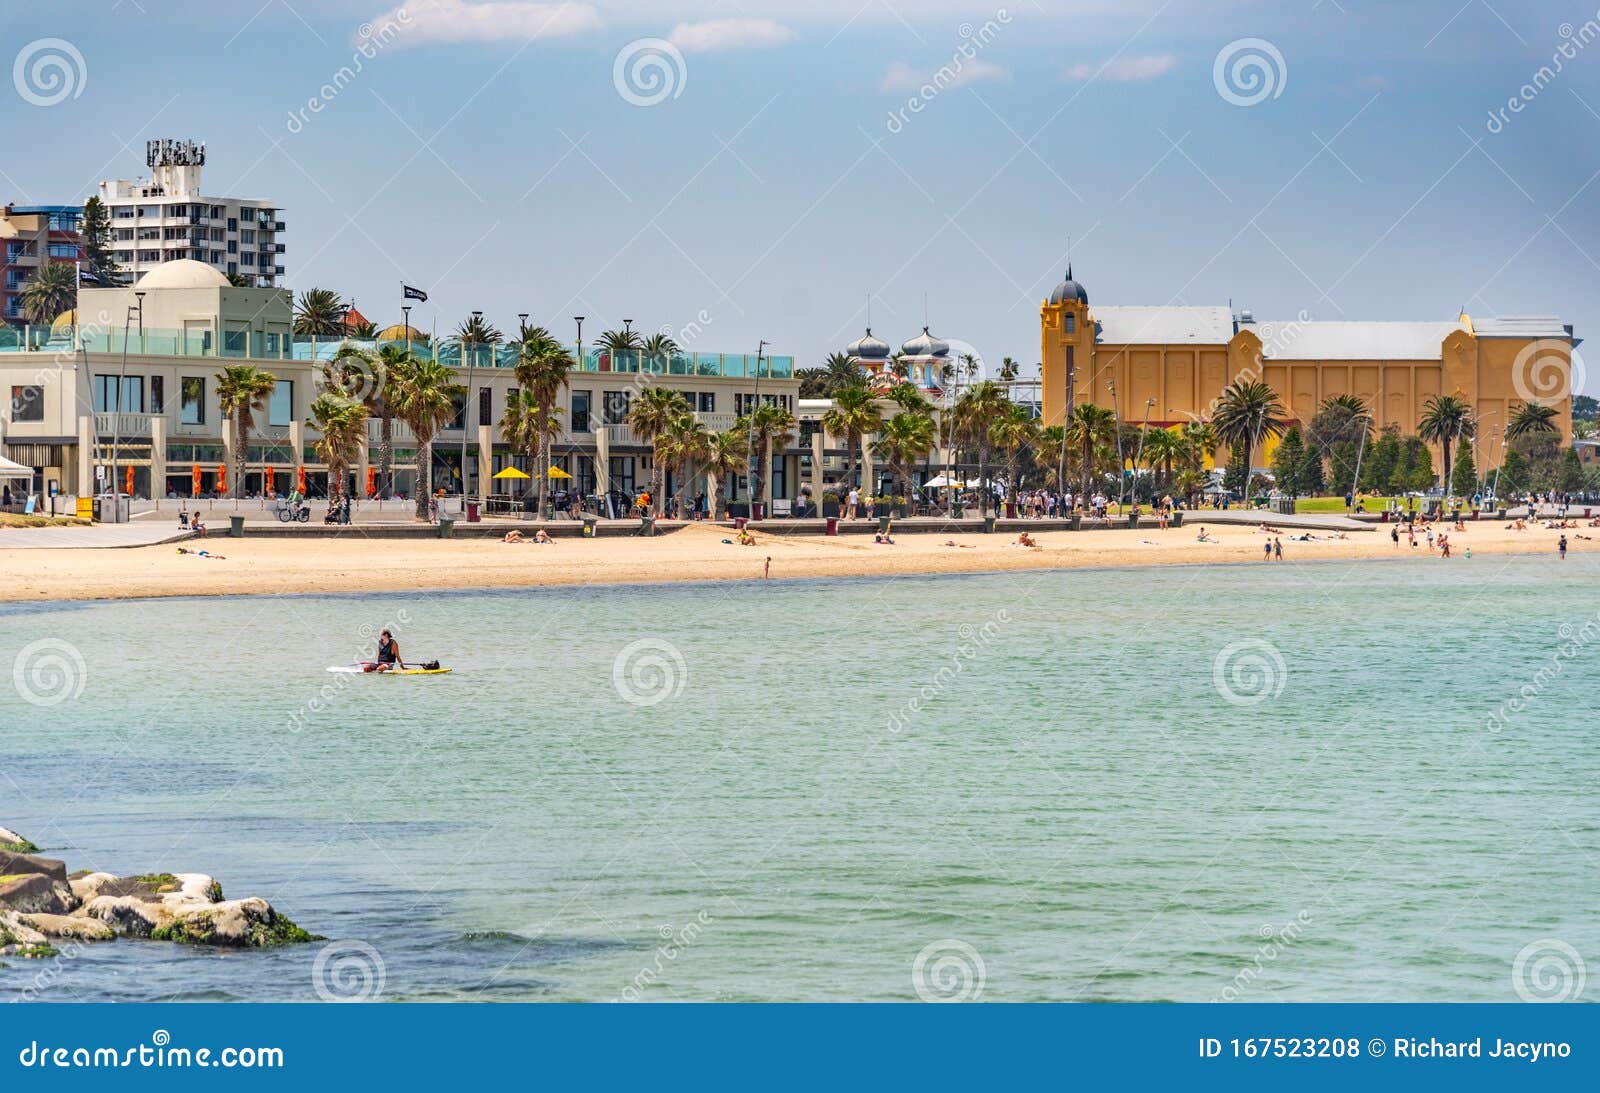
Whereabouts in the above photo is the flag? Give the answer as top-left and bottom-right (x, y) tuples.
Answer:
(403, 284), (428, 302)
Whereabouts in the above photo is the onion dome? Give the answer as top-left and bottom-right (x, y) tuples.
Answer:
(51, 309), (76, 333)
(900, 326), (949, 357)
(846, 327), (891, 360)
(1048, 263), (1088, 306)
(375, 323), (424, 342)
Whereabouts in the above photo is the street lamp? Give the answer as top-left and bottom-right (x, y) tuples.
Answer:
(575, 316), (585, 512)
(459, 311), (482, 499)
(1131, 396), (1156, 507)
(746, 339), (768, 518)
(110, 290), (145, 505)
(1106, 378), (1123, 511)
(401, 305), (412, 351)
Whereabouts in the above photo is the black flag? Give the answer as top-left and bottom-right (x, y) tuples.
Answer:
(402, 284), (428, 302)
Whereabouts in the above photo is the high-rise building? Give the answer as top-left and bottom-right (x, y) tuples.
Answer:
(0, 205), (83, 326)
(96, 139), (285, 288)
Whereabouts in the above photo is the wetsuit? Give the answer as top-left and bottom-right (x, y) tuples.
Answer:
(376, 637), (399, 667)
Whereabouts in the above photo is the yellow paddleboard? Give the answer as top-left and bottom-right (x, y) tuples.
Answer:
(389, 667), (452, 675)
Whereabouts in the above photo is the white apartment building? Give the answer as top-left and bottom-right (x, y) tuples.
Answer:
(97, 140), (285, 288)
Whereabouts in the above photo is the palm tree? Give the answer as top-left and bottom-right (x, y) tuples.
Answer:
(499, 388), (542, 503)
(293, 288), (347, 336)
(215, 365), (277, 499)
(746, 402), (797, 511)
(990, 403), (1039, 505)
(1066, 402), (1118, 501)
(660, 411), (714, 516)
(704, 427), (749, 520)
(1417, 394), (1475, 498)
(455, 313), (503, 345)
(310, 392), (369, 502)
(1212, 380), (1287, 502)
(19, 261), (76, 324)
(1141, 426), (1184, 492)
(820, 383), (883, 492)
(513, 320), (559, 355)
(598, 327), (644, 371)
(330, 342), (413, 499)
(1038, 424), (1068, 490)
(955, 381), (1009, 515)
(512, 339), (576, 518)
(797, 351), (862, 398)
(391, 356), (465, 520)
(642, 332), (680, 373)
(224, 271), (253, 288)
(874, 409), (937, 504)
(998, 357), (1020, 382)
(628, 387), (691, 515)
(1506, 400), (1560, 440)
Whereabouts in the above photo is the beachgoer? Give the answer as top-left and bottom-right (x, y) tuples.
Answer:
(764, 556), (771, 579)
(534, 528), (554, 544)
(503, 530), (525, 543)
(1559, 535), (1568, 560)
(1273, 537), (1283, 560)
(1391, 526), (1399, 547)
(1263, 540), (1271, 561)
(847, 487), (859, 519)
(191, 514), (206, 537)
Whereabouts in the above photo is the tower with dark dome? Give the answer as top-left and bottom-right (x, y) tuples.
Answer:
(1040, 264), (1093, 426)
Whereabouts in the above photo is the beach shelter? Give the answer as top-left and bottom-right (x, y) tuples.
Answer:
(191, 464), (201, 496)
(0, 455), (33, 506)
(216, 463), (227, 493)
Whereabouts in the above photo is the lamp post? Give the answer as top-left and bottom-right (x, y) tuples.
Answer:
(746, 339), (768, 517)
(1107, 378), (1123, 512)
(401, 305), (412, 352)
(459, 310), (481, 500)
(110, 290), (144, 504)
(1489, 425), (1504, 506)
(575, 316), (585, 510)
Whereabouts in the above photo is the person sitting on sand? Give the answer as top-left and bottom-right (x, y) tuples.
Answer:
(873, 531), (895, 544)
(1196, 527), (1216, 543)
(1016, 532), (1038, 548)
(503, 530), (526, 543)
(737, 528), (757, 546)
(534, 528), (554, 544)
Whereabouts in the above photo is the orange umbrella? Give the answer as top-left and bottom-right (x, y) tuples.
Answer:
(366, 466), (376, 497)
(191, 464), (201, 495)
(124, 465), (134, 496)
(217, 463), (227, 493)
(298, 466), (308, 494)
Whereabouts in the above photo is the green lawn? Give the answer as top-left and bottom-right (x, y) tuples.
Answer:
(1294, 496), (1407, 514)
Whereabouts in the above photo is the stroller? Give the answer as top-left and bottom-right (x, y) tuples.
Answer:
(324, 496), (353, 525)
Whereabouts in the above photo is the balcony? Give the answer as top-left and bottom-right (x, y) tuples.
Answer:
(95, 413), (153, 438)
(367, 419), (416, 445)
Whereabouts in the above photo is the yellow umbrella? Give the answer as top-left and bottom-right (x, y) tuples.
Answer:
(545, 466), (572, 479)
(492, 467), (532, 480)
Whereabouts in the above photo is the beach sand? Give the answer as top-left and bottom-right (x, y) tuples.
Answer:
(0, 518), (1585, 603)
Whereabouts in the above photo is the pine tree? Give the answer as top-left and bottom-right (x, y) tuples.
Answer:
(1497, 448), (1529, 496)
(1272, 427), (1305, 496)
(1558, 446), (1584, 493)
(1362, 427), (1401, 494)
(1223, 440), (1249, 496)
(1400, 436), (1434, 493)
(1328, 440), (1357, 495)
(81, 197), (120, 284)
(1299, 443), (1326, 496)
(1450, 436), (1477, 497)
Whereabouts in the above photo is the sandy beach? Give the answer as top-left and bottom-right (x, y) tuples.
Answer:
(0, 518), (1586, 603)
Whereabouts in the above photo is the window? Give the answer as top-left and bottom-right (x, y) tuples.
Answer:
(1063, 313), (1075, 333)
(223, 329), (248, 356)
(226, 217), (238, 232)
(180, 377), (205, 424)
(10, 386), (44, 422)
(47, 243), (78, 259)
(601, 390), (630, 426)
(268, 380), (293, 427)
(150, 376), (164, 414)
(609, 456), (635, 495)
(241, 229), (255, 243)
(448, 392), (467, 430)
(93, 375), (144, 413)
(697, 392), (715, 413)
(478, 386), (491, 428)
(570, 390), (591, 432)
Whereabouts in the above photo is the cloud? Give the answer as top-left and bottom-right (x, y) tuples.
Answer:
(667, 19), (795, 53)
(882, 58), (1010, 92)
(1065, 53), (1176, 82)
(368, 0), (602, 47)
(1355, 73), (1391, 92)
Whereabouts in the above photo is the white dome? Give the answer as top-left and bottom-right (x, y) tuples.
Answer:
(135, 259), (230, 290)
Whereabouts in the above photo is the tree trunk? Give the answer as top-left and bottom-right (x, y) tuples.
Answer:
(673, 459), (695, 518)
(379, 412), (394, 499)
(977, 446), (989, 516)
(535, 413), (550, 519)
(414, 435), (432, 520)
(232, 412), (246, 500)
(1080, 436), (1092, 502)
(652, 447), (666, 516)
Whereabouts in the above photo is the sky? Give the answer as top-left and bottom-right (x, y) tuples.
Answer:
(4, 0), (1598, 390)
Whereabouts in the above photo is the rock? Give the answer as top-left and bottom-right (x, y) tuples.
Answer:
(16, 913), (114, 941)
(68, 871), (117, 904)
(0, 873), (73, 915)
(0, 850), (68, 884)
(82, 895), (172, 938)
(0, 910), (58, 958)
(150, 898), (317, 947)
(0, 826), (39, 854)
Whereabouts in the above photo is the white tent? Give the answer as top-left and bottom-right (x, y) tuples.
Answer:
(0, 455), (36, 512)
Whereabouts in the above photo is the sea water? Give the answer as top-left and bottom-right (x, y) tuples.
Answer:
(1, 554), (1595, 1002)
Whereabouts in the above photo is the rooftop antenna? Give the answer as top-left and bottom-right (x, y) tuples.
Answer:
(866, 292), (871, 331)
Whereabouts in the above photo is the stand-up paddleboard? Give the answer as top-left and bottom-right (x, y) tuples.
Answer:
(327, 664), (453, 675)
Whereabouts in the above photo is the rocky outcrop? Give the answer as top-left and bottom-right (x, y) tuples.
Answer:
(0, 827), (318, 955)
(0, 826), (40, 854)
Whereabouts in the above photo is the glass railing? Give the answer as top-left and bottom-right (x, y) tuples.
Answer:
(0, 326), (794, 379)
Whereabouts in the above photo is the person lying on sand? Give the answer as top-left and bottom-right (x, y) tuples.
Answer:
(503, 530), (526, 543)
(534, 528), (555, 544)
(941, 540), (976, 549)
(176, 547), (224, 559)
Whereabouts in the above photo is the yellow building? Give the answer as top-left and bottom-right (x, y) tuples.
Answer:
(1039, 268), (1576, 464)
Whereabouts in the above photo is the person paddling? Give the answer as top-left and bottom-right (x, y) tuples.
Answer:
(365, 629), (404, 673)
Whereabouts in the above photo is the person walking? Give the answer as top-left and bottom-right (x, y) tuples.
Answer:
(1559, 534), (1568, 560)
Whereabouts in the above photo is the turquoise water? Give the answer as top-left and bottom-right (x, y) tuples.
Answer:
(2, 556), (1596, 1002)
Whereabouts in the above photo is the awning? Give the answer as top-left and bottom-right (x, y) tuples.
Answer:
(0, 455), (32, 478)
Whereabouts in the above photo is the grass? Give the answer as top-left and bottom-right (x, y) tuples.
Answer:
(131, 873), (181, 893)
(0, 513), (90, 529)
(1, 840), (41, 854)
(1294, 496), (1412, 514)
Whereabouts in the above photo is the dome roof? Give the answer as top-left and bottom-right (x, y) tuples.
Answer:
(51, 309), (76, 333)
(846, 327), (891, 359)
(1048, 264), (1088, 306)
(135, 259), (230, 290)
(375, 323), (425, 342)
(900, 326), (949, 357)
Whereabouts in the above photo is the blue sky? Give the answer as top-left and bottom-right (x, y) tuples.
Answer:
(4, 0), (1598, 389)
